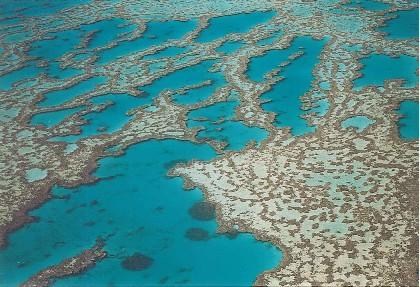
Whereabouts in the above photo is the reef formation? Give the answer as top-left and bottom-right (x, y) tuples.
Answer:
(0, 0), (418, 286)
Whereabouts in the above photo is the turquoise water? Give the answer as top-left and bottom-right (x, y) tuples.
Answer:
(29, 30), (84, 61)
(0, 140), (281, 286)
(216, 40), (246, 54)
(25, 168), (48, 183)
(380, 9), (419, 39)
(4, 31), (33, 43)
(24, 18), (135, 81)
(0, 0), (90, 19)
(38, 76), (107, 108)
(258, 36), (327, 135)
(143, 46), (190, 60)
(1, 28), (89, 86)
(311, 98), (330, 117)
(1, 28), (90, 89)
(47, 63), (82, 80)
(353, 54), (418, 90)
(343, 0), (391, 11)
(98, 20), (197, 64)
(397, 100), (419, 140)
(341, 115), (376, 132)
(81, 18), (137, 50)
(0, 61), (82, 90)
(188, 96), (268, 150)
(142, 59), (226, 105)
(30, 18), (136, 59)
(196, 11), (276, 43)
(257, 30), (284, 46)
(50, 94), (143, 142)
(343, 43), (363, 53)
(0, 63), (41, 90)
(247, 42), (304, 82)
(31, 106), (86, 128)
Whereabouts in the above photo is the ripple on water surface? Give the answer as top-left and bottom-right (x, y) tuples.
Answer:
(0, 140), (281, 286)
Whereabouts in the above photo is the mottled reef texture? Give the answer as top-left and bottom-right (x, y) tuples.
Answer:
(0, 0), (418, 285)
(21, 239), (106, 287)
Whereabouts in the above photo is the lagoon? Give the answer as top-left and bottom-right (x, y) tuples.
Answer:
(0, 140), (281, 286)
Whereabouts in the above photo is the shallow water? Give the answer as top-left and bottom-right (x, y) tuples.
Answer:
(341, 116), (376, 132)
(216, 40), (246, 54)
(196, 11), (276, 43)
(143, 46), (191, 60)
(4, 1), (417, 285)
(25, 168), (48, 183)
(0, 140), (281, 286)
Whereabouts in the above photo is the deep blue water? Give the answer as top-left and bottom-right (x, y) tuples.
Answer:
(81, 18), (137, 50)
(0, 140), (281, 286)
(397, 100), (419, 140)
(0, 60), (82, 90)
